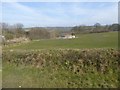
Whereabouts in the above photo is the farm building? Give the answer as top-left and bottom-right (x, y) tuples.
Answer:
(58, 33), (76, 39)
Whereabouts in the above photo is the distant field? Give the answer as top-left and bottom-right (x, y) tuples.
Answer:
(4, 31), (118, 50)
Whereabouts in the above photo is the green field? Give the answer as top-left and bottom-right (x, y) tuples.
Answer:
(4, 31), (118, 50)
(2, 31), (119, 88)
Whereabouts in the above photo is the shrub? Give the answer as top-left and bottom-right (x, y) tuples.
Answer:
(2, 48), (120, 74)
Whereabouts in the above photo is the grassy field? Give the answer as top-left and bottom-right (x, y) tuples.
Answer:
(2, 31), (119, 88)
(3, 63), (118, 88)
(4, 31), (118, 50)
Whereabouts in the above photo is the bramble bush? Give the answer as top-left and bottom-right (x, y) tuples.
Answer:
(3, 48), (120, 74)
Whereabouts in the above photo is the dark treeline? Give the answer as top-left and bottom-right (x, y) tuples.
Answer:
(27, 27), (58, 40)
(71, 23), (120, 34)
(0, 22), (119, 40)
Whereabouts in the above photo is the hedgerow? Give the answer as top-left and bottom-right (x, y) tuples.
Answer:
(3, 48), (120, 74)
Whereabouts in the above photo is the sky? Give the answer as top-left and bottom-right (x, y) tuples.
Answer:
(1, 2), (118, 27)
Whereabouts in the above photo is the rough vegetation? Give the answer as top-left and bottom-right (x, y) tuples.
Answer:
(2, 48), (120, 88)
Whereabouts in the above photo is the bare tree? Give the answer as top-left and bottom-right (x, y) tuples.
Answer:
(13, 23), (24, 38)
(94, 23), (101, 28)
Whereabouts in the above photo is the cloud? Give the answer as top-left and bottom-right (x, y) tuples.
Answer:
(2, 2), (58, 26)
(88, 3), (118, 25)
(2, 2), (118, 27)
(1, 0), (119, 2)
(0, 3), (2, 22)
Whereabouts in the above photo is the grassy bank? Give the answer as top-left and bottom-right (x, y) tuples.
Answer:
(3, 49), (120, 88)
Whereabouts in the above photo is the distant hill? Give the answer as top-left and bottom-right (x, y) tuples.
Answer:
(24, 27), (72, 32)
(44, 27), (72, 31)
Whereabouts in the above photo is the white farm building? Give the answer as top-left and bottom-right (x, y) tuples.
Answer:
(58, 33), (76, 39)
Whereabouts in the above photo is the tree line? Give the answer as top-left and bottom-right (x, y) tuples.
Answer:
(0, 23), (59, 40)
(71, 23), (120, 34)
(0, 22), (119, 40)
(1, 23), (24, 40)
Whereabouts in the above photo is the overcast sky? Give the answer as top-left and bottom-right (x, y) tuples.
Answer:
(1, 2), (118, 27)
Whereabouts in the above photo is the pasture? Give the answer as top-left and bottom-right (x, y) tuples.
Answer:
(4, 31), (118, 50)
